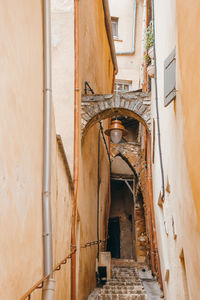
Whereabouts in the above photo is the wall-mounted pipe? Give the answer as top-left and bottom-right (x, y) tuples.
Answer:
(116, 0), (137, 55)
(97, 127), (101, 259)
(42, 0), (55, 299)
(102, 0), (118, 73)
(141, 0), (147, 91)
(147, 133), (163, 290)
(71, 0), (80, 299)
(152, 0), (165, 198)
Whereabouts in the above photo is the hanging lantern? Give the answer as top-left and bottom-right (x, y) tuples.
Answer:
(105, 119), (128, 143)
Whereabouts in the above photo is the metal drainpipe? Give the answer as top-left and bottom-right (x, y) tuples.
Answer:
(97, 127), (101, 259)
(71, 0), (80, 299)
(42, 0), (55, 299)
(147, 133), (163, 289)
(152, 0), (165, 198)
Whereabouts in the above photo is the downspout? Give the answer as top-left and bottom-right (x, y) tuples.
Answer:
(71, 0), (80, 299)
(102, 0), (118, 73)
(152, 0), (165, 198)
(116, 0), (137, 56)
(97, 128), (101, 259)
(105, 69), (116, 247)
(42, 0), (55, 299)
(142, 0), (148, 91)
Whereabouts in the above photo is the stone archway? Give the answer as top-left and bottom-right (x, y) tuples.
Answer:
(81, 90), (151, 137)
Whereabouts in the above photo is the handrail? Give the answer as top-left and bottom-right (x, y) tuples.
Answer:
(19, 274), (50, 300)
(19, 239), (106, 300)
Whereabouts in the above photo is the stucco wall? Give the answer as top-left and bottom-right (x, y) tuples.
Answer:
(79, 0), (114, 94)
(109, 0), (144, 90)
(176, 0), (200, 227)
(52, 136), (73, 300)
(51, 0), (74, 174)
(0, 1), (43, 298)
(78, 124), (110, 300)
(0, 2), (73, 299)
(151, 0), (200, 299)
(77, 1), (115, 299)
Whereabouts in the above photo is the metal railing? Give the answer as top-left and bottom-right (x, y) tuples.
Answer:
(20, 239), (106, 300)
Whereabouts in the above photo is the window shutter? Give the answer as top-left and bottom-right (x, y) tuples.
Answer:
(164, 48), (176, 107)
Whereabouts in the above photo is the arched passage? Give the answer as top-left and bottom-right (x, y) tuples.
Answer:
(81, 91), (151, 138)
(81, 90), (160, 275)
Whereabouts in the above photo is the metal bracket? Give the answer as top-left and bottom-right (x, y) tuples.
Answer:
(124, 179), (134, 195)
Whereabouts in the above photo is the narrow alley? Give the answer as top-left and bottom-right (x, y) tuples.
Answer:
(0, 0), (200, 300)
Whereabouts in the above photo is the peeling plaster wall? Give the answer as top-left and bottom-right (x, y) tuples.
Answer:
(135, 197), (147, 263)
(151, 0), (200, 299)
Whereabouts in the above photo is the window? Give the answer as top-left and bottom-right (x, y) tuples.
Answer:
(111, 17), (119, 38)
(115, 79), (132, 92)
(164, 47), (176, 107)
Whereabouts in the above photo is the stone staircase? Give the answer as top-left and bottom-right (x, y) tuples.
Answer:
(88, 262), (147, 300)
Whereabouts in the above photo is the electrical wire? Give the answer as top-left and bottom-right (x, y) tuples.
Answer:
(97, 126), (100, 259)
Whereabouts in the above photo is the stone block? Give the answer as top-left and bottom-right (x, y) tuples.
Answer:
(99, 251), (112, 279)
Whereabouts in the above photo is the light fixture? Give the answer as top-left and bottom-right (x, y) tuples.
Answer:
(105, 119), (128, 143)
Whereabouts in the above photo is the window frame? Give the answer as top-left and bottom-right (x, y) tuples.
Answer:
(111, 17), (119, 39)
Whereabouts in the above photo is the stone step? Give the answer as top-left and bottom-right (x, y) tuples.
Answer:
(106, 282), (142, 286)
(87, 261), (149, 300)
(102, 288), (144, 293)
(97, 295), (147, 300)
(105, 286), (143, 289)
(100, 291), (146, 295)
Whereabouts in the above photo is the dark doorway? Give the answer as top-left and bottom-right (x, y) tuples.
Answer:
(107, 217), (120, 258)
(107, 180), (136, 259)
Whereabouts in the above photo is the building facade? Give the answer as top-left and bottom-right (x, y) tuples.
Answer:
(151, 0), (200, 299)
(109, 0), (145, 92)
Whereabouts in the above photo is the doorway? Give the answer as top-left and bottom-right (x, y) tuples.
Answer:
(107, 217), (120, 258)
(107, 179), (136, 259)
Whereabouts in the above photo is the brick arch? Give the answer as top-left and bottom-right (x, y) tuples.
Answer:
(81, 91), (151, 138)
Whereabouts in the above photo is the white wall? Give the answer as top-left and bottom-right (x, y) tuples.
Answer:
(109, 0), (144, 91)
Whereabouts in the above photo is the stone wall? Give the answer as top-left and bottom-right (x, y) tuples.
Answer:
(81, 91), (151, 137)
(110, 139), (148, 263)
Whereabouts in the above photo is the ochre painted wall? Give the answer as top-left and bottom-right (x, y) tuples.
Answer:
(176, 0), (200, 226)
(79, 0), (114, 94)
(77, 2), (115, 299)
(0, 2), (73, 299)
(52, 137), (73, 300)
(78, 124), (110, 300)
(0, 1), (43, 298)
